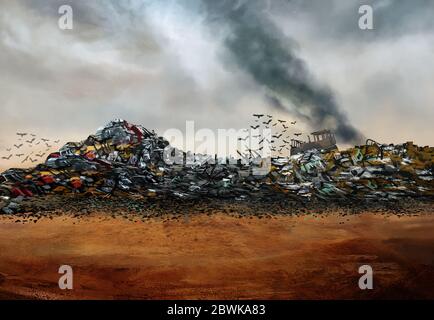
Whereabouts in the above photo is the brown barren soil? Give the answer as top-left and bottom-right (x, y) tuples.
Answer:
(0, 209), (434, 299)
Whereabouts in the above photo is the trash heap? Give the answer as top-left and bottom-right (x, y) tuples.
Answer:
(1, 120), (433, 214)
(269, 142), (434, 201)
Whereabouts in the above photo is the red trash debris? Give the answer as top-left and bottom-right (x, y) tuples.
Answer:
(70, 179), (82, 189)
(22, 189), (33, 197)
(41, 175), (55, 184)
(11, 188), (25, 197)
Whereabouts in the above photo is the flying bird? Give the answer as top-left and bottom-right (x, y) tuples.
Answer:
(294, 133), (302, 137)
(6, 148), (11, 152)
(15, 153), (24, 157)
(14, 144), (23, 149)
(291, 121), (297, 125)
(250, 125), (260, 130)
(36, 152), (46, 158)
(253, 114), (264, 119)
(1, 155), (12, 160)
(272, 134), (283, 139)
(26, 138), (35, 144)
(41, 138), (50, 142)
(278, 120), (286, 123)
(16, 133), (27, 137)
(29, 158), (37, 163)
(262, 119), (272, 125)
(54, 140), (60, 144)
(21, 156), (29, 163)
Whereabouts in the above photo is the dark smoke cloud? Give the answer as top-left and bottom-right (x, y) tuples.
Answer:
(199, 0), (364, 143)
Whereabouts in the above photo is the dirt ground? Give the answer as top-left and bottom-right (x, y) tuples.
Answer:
(0, 209), (434, 300)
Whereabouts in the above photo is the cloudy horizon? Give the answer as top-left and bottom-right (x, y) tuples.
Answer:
(1, 0), (434, 169)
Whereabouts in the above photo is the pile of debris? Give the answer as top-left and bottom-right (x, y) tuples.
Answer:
(1, 120), (433, 214)
(270, 140), (434, 201)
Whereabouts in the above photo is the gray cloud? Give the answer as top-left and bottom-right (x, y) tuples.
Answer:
(272, 0), (434, 40)
(198, 0), (364, 143)
(1, 0), (434, 170)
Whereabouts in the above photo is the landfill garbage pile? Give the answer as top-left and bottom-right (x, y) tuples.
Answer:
(269, 141), (434, 201)
(1, 119), (433, 214)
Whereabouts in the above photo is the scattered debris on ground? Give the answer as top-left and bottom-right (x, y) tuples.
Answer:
(1, 119), (433, 215)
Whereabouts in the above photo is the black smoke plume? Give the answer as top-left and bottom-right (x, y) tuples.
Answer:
(200, 0), (364, 143)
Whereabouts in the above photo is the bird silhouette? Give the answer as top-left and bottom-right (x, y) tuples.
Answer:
(41, 138), (50, 142)
(282, 124), (289, 129)
(266, 115), (272, 118)
(26, 138), (35, 144)
(29, 158), (37, 163)
(14, 144), (23, 149)
(272, 134), (283, 139)
(294, 133), (302, 137)
(16, 133), (27, 137)
(1, 155), (12, 160)
(35, 152), (46, 158)
(238, 136), (249, 141)
(291, 121), (297, 125)
(6, 148), (11, 152)
(278, 120), (286, 123)
(35, 141), (41, 145)
(54, 140), (60, 143)
(253, 114), (264, 119)
(15, 153), (24, 157)
(21, 156), (29, 163)
(250, 125), (260, 130)
(262, 119), (272, 125)
(45, 143), (52, 148)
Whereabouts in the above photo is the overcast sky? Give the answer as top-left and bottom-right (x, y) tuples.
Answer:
(1, 0), (434, 168)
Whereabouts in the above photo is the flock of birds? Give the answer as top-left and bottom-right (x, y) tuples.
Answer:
(1, 132), (61, 164)
(238, 114), (304, 156)
(1, 116), (301, 165)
